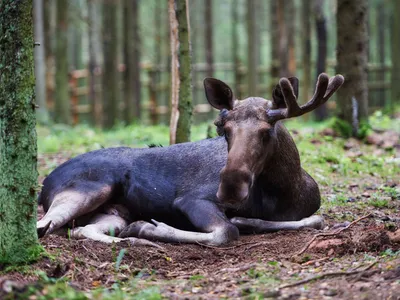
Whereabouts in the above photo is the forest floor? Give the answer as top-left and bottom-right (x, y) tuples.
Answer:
(1, 114), (399, 299)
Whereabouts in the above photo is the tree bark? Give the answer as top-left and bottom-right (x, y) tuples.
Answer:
(278, 0), (288, 77)
(169, 0), (193, 144)
(102, 0), (120, 129)
(287, 0), (296, 77)
(124, 0), (141, 124)
(43, 0), (55, 117)
(336, 0), (369, 136)
(54, 0), (70, 124)
(270, 0), (280, 93)
(205, 0), (214, 78)
(0, 0), (42, 264)
(377, 2), (385, 106)
(247, 0), (257, 95)
(314, 0), (328, 121)
(391, 0), (400, 111)
(301, 0), (312, 106)
(131, 0), (141, 120)
(232, 0), (241, 99)
(87, 0), (101, 126)
(33, 0), (49, 124)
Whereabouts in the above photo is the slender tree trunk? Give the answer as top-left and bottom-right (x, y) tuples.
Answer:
(149, 0), (162, 124)
(286, 0), (296, 77)
(270, 0), (280, 93)
(336, 0), (369, 136)
(44, 0), (55, 117)
(54, 0), (70, 124)
(0, 0), (42, 265)
(278, 0), (288, 77)
(232, 0), (241, 99)
(314, 0), (328, 120)
(205, 0), (214, 78)
(131, 0), (141, 120)
(33, 0), (49, 124)
(169, 0), (193, 144)
(391, 0), (400, 111)
(247, 0), (257, 95)
(102, 0), (120, 129)
(302, 0), (312, 106)
(123, 0), (136, 124)
(88, 0), (101, 126)
(377, 2), (385, 107)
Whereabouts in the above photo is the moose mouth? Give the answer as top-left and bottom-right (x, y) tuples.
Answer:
(216, 169), (253, 208)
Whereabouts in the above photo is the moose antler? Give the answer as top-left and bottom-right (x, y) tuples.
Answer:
(266, 73), (344, 123)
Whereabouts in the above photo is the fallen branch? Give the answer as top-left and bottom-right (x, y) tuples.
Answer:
(279, 260), (378, 289)
(196, 240), (271, 250)
(218, 262), (257, 274)
(295, 213), (372, 256)
(301, 256), (330, 266)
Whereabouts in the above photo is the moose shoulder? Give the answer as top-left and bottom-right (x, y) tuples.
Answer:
(37, 73), (344, 246)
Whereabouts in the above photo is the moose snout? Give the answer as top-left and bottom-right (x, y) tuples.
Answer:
(217, 167), (253, 206)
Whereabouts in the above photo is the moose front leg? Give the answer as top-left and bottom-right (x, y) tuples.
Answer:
(119, 199), (239, 246)
(230, 215), (324, 233)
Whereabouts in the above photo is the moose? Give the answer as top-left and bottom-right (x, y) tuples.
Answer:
(37, 73), (344, 247)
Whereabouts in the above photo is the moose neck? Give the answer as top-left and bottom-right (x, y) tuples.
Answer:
(259, 122), (301, 187)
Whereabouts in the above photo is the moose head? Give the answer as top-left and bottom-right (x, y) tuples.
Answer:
(204, 73), (344, 207)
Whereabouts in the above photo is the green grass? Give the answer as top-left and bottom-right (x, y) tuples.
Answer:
(37, 123), (211, 155)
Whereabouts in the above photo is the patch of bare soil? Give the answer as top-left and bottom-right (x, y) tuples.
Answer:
(1, 209), (399, 299)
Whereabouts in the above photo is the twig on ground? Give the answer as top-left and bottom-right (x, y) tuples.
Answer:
(196, 240), (270, 250)
(279, 260), (378, 289)
(295, 213), (372, 257)
(301, 256), (330, 266)
(218, 262), (257, 274)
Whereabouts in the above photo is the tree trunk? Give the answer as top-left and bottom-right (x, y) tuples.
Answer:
(33, 0), (49, 124)
(131, 0), (141, 120)
(205, 0), (214, 78)
(102, 0), (120, 129)
(377, 3), (388, 107)
(270, 0), (280, 93)
(0, 0), (42, 264)
(123, 0), (141, 124)
(247, 0), (257, 95)
(87, 0), (101, 126)
(391, 0), (400, 111)
(286, 0), (296, 77)
(44, 0), (55, 117)
(278, 0), (288, 77)
(314, 0), (328, 121)
(54, 0), (70, 124)
(377, 2), (385, 107)
(232, 0), (241, 99)
(301, 0), (312, 106)
(169, 0), (193, 144)
(336, 0), (369, 137)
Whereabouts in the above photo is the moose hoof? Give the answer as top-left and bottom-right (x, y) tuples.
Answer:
(304, 215), (325, 230)
(37, 220), (52, 238)
(118, 221), (155, 238)
(124, 237), (164, 249)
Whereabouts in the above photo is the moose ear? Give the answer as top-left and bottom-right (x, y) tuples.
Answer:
(204, 78), (234, 110)
(272, 77), (299, 108)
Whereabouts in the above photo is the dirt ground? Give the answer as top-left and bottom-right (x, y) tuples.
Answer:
(1, 129), (400, 299)
(1, 203), (399, 299)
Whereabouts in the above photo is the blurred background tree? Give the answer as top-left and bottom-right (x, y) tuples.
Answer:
(33, 0), (398, 138)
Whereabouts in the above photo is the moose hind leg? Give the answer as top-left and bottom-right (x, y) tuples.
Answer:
(230, 215), (324, 233)
(37, 184), (112, 237)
